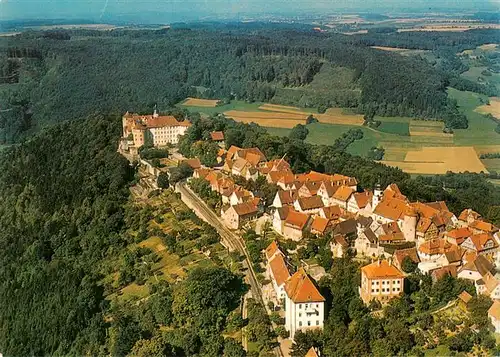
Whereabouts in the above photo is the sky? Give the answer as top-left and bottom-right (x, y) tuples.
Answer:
(0, 0), (498, 23)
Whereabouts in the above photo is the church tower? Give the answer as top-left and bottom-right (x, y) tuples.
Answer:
(372, 182), (383, 210)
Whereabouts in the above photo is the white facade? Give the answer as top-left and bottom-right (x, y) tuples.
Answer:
(285, 299), (324, 340)
(149, 125), (189, 145)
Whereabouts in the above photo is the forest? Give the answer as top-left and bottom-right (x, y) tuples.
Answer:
(1, 25), (498, 143)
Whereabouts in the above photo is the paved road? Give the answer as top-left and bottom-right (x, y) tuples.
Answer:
(177, 182), (284, 357)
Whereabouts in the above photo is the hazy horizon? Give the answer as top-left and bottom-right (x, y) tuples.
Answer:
(0, 0), (499, 23)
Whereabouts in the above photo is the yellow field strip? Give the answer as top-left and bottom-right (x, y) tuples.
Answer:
(383, 146), (488, 174)
(182, 97), (219, 107)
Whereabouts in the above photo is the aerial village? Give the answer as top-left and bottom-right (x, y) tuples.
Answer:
(119, 111), (500, 345)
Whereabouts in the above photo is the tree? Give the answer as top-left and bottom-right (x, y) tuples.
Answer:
(157, 172), (170, 189)
(401, 256), (418, 273)
(169, 163), (194, 185)
(223, 338), (246, 357)
(289, 124), (309, 141)
(306, 114), (318, 124)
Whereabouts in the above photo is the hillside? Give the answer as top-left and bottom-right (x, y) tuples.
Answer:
(0, 26), (485, 143)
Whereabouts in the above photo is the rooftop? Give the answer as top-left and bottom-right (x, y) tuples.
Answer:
(285, 268), (325, 303)
(361, 260), (405, 279)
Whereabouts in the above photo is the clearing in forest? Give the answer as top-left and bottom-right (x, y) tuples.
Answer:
(383, 146), (488, 174)
(182, 97), (220, 107)
(475, 97), (500, 119)
(371, 46), (410, 52)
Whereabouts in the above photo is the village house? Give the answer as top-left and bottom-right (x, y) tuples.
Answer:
(193, 167), (211, 180)
(319, 205), (344, 221)
(283, 210), (311, 241)
(266, 248), (292, 303)
(458, 209), (482, 227)
(457, 291), (473, 311)
(272, 206), (289, 235)
(284, 268), (325, 340)
(330, 234), (349, 258)
(359, 260), (405, 305)
(469, 220), (499, 235)
(210, 131), (225, 147)
(294, 196), (324, 214)
(347, 191), (373, 214)
(476, 271), (500, 300)
(461, 233), (499, 260)
(122, 110), (191, 148)
(305, 347), (320, 357)
(370, 184), (418, 242)
(272, 190), (297, 208)
(310, 216), (332, 236)
(488, 300), (500, 333)
(298, 181), (322, 198)
(445, 227), (473, 246)
(457, 254), (495, 282)
(354, 226), (380, 258)
(229, 188), (254, 206)
(221, 201), (259, 229)
(329, 185), (354, 210)
(430, 265), (458, 283)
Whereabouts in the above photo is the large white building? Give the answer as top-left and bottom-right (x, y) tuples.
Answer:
(284, 268), (325, 339)
(122, 110), (191, 148)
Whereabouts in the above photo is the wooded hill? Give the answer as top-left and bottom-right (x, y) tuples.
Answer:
(2, 26), (498, 143)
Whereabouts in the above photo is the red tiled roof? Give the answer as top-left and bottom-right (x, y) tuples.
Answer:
(458, 291), (472, 304)
(269, 253), (291, 286)
(373, 197), (410, 221)
(353, 191), (373, 208)
(470, 220), (498, 233)
(489, 300), (500, 320)
(361, 260), (405, 279)
(296, 196), (324, 211)
(311, 217), (330, 234)
(469, 233), (498, 252)
(181, 158), (201, 169)
(446, 227), (473, 245)
(126, 113), (191, 128)
(285, 210), (310, 230)
(265, 241), (280, 260)
(285, 268), (325, 303)
(277, 190), (297, 205)
(418, 238), (455, 255)
(431, 265), (457, 281)
(333, 185), (354, 202)
(231, 201), (258, 216)
(458, 208), (481, 222)
(305, 347), (320, 357)
(321, 205), (344, 220)
(210, 131), (224, 141)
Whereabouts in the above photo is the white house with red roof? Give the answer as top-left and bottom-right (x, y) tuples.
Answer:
(284, 268), (325, 339)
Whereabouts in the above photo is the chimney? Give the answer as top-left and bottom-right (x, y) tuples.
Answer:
(377, 260), (381, 267)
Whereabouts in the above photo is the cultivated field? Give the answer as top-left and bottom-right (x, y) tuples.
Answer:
(384, 146), (488, 174)
(224, 105), (363, 128)
(475, 97), (500, 119)
(182, 97), (220, 107)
